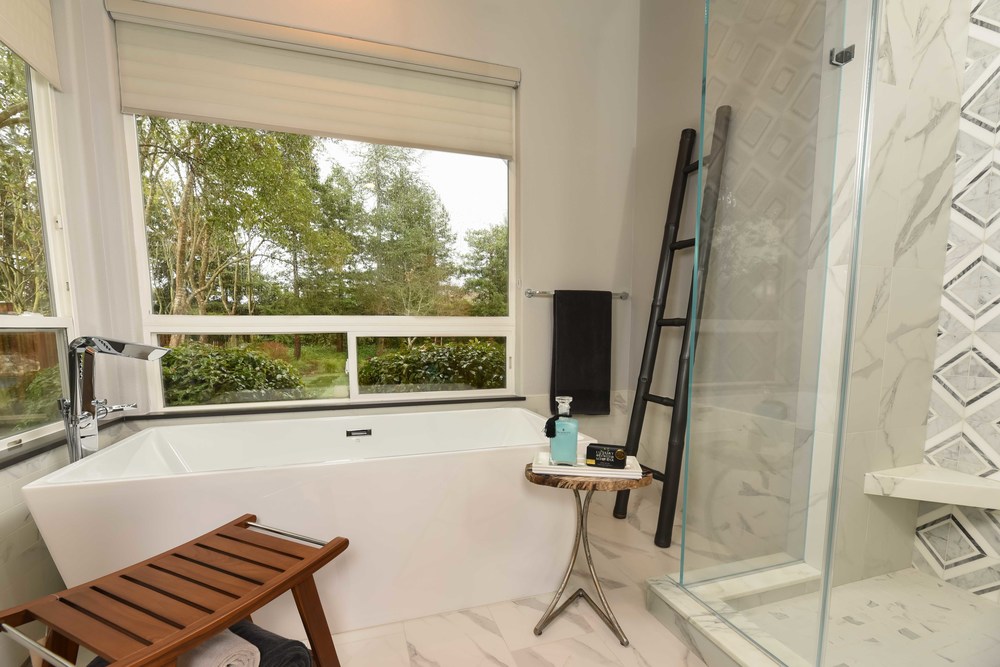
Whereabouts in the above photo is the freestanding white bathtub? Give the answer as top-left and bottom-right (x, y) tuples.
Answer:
(23, 407), (588, 637)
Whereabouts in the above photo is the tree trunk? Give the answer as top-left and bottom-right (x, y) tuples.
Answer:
(169, 137), (199, 318)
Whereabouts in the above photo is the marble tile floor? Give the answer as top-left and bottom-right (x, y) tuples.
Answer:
(53, 486), (712, 667)
(331, 488), (707, 667)
(738, 568), (1000, 666)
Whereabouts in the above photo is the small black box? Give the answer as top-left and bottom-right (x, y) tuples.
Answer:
(586, 443), (627, 469)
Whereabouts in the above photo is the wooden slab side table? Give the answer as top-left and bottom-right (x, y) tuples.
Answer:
(524, 464), (652, 646)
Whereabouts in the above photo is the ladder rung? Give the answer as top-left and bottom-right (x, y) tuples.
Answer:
(657, 318), (687, 327)
(671, 238), (695, 250)
(644, 393), (675, 407)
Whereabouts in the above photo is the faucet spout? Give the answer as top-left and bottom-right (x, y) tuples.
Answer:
(68, 336), (170, 361)
(61, 337), (170, 462)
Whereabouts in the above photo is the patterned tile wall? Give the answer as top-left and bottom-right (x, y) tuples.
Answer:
(916, 0), (1000, 602)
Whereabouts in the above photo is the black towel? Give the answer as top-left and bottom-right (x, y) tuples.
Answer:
(230, 619), (312, 667)
(550, 290), (612, 415)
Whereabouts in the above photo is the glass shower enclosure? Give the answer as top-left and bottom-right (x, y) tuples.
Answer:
(665, 0), (873, 664)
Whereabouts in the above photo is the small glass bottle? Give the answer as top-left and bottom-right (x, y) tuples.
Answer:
(549, 396), (579, 465)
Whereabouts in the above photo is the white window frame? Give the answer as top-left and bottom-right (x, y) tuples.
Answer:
(0, 68), (77, 450)
(123, 117), (517, 412)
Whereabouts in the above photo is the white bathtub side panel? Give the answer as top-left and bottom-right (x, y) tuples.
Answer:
(23, 444), (576, 634)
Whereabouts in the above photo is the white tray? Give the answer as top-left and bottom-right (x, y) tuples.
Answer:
(531, 451), (644, 479)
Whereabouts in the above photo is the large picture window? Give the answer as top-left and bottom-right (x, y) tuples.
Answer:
(0, 42), (71, 447)
(0, 46), (48, 314)
(138, 118), (509, 319)
(134, 116), (514, 408)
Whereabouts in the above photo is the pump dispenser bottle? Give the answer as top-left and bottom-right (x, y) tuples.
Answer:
(548, 396), (579, 465)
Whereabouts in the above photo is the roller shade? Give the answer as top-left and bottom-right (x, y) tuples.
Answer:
(110, 6), (518, 159)
(0, 0), (61, 88)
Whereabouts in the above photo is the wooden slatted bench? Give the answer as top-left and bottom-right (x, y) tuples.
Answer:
(0, 514), (348, 667)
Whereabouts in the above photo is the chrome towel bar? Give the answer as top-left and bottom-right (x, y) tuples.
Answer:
(2, 623), (76, 667)
(247, 521), (328, 547)
(525, 289), (629, 300)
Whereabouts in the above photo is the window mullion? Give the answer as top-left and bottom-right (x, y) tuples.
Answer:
(347, 332), (360, 399)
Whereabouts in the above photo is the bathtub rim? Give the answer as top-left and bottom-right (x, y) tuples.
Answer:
(1, 394), (526, 472)
(25, 406), (592, 487)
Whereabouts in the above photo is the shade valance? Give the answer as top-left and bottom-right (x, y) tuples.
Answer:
(106, 0), (518, 158)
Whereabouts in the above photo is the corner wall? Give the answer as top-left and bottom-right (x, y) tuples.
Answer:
(0, 2), (646, 662)
(628, 0), (705, 476)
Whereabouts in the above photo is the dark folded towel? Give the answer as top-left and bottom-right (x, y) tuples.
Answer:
(230, 619), (312, 667)
(550, 290), (612, 415)
(86, 621), (310, 667)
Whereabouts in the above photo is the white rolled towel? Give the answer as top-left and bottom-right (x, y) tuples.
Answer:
(178, 630), (261, 667)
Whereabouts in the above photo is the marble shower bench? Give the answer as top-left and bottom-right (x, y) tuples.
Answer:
(864, 463), (1000, 510)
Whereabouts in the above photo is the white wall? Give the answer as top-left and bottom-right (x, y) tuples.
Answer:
(629, 0), (706, 474)
(58, 0), (644, 429)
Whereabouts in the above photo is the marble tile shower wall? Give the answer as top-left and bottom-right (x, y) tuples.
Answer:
(831, 0), (967, 586)
(915, 0), (1000, 602)
(0, 448), (68, 665)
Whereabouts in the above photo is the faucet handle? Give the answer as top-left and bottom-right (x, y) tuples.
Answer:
(90, 399), (137, 420)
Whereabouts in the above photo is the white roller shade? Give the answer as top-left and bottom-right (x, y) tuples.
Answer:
(0, 0), (61, 88)
(114, 18), (517, 159)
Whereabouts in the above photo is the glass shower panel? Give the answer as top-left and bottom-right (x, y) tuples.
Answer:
(678, 0), (851, 663)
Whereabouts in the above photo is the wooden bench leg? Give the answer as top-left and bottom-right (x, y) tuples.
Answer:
(42, 629), (78, 667)
(292, 576), (340, 667)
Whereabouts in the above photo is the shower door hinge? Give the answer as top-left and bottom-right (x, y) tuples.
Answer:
(830, 45), (855, 67)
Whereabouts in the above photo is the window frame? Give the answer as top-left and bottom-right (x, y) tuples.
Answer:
(123, 117), (518, 412)
(0, 66), (77, 451)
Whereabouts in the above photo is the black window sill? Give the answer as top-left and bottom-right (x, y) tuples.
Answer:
(0, 395), (526, 471)
(141, 394), (525, 420)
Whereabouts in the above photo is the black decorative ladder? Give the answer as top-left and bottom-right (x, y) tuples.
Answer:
(613, 106), (731, 548)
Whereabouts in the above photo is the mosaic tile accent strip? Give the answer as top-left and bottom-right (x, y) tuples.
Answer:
(915, 513), (988, 569)
(922, 0), (1000, 599)
(926, 2), (1000, 478)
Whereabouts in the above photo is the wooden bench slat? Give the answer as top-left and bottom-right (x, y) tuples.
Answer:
(174, 544), (279, 584)
(0, 516), (348, 667)
(59, 588), (177, 644)
(31, 598), (147, 660)
(218, 525), (313, 559)
(198, 533), (299, 570)
(154, 556), (257, 597)
(125, 566), (234, 612)
(93, 577), (204, 628)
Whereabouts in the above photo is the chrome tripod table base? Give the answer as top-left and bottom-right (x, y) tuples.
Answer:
(524, 464), (653, 647)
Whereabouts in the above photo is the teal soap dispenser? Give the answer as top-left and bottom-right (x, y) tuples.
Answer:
(547, 395), (579, 465)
